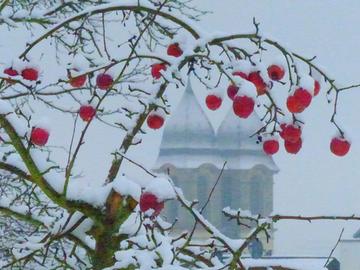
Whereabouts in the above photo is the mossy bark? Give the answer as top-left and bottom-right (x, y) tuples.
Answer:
(93, 229), (122, 269)
(92, 191), (137, 269)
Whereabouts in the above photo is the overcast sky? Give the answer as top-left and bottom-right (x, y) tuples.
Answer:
(2, 0), (360, 257)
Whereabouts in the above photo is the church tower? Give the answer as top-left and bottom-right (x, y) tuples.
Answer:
(153, 80), (278, 250)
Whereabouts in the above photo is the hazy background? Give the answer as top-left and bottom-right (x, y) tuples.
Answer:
(2, 0), (360, 257)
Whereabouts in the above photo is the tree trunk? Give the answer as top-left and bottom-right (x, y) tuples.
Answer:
(92, 190), (137, 269)
(93, 229), (120, 269)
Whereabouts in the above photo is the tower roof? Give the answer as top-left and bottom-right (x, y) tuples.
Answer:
(153, 79), (278, 171)
(158, 80), (217, 151)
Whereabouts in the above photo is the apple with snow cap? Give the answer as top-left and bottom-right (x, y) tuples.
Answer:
(284, 138), (302, 154)
(151, 63), (167, 79)
(30, 127), (49, 146)
(233, 95), (255, 119)
(232, 59), (252, 79)
(227, 70), (250, 100)
(314, 80), (321, 96)
(167, 43), (183, 57)
(280, 123), (302, 143)
(267, 64), (285, 81)
(287, 95), (305, 114)
(79, 105), (96, 122)
(294, 87), (312, 108)
(21, 67), (39, 81)
(248, 71), (267, 95)
(3, 67), (18, 84)
(139, 192), (164, 217)
(4, 67), (18, 77)
(227, 84), (239, 100)
(286, 87), (312, 113)
(330, 136), (350, 157)
(96, 73), (113, 90)
(233, 71), (248, 80)
(147, 111), (165, 130)
(263, 138), (280, 155)
(69, 70), (87, 88)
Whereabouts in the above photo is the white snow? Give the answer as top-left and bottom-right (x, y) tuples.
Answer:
(65, 174), (141, 207)
(299, 75), (316, 95)
(144, 177), (176, 201)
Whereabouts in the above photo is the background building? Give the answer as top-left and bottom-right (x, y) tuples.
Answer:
(333, 228), (360, 269)
(153, 79), (278, 251)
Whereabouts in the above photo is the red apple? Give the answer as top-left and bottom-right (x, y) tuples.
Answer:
(330, 137), (350, 157)
(69, 72), (87, 88)
(280, 124), (301, 143)
(79, 105), (96, 122)
(3, 68), (18, 84)
(206, 95), (222, 110)
(96, 73), (113, 90)
(267, 64), (285, 81)
(227, 84), (239, 100)
(233, 71), (248, 80)
(167, 43), (183, 57)
(314, 80), (321, 96)
(233, 95), (255, 119)
(248, 71), (267, 95)
(4, 67), (18, 77)
(140, 192), (164, 217)
(147, 113), (164, 129)
(294, 87), (312, 108)
(30, 127), (49, 146)
(151, 63), (167, 79)
(287, 95), (305, 114)
(21, 68), (39, 81)
(263, 139), (279, 155)
(284, 138), (302, 154)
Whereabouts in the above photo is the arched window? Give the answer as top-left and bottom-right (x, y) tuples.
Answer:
(164, 175), (178, 222)
(197, 175), (208, 211)
(221, 173), (232, 209)
(221, 175), (244, 238)
(250, 178), (263, 215)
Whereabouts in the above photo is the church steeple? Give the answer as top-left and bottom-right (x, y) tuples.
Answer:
(154, 78), (278, 172)
(154, 79), (277, 246)
(154, 78), (217, 168)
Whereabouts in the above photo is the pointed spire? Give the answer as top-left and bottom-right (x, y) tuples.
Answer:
(153, 80), (278, 171)
(157, 77), (216, 149)
(185, 76), (192, 93)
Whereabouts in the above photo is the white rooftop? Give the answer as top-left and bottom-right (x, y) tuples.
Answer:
(154, 78), (278, 171)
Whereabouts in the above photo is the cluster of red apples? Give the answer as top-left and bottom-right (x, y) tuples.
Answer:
(3, 43), (351, 158)
(146, 42), (351, 158)
(4, 66), (39, 82)
(3, 66), (118, 147)
(29, 102), (96, 147)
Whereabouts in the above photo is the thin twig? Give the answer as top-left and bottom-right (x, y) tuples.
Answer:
(324, 228), (344, 267)
(200, 161), (227, 214)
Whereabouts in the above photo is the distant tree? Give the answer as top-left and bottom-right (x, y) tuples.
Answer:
(0, 0), (359, 269)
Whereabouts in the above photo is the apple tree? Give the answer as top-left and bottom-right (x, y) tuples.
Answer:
(0, 0), (359, 269)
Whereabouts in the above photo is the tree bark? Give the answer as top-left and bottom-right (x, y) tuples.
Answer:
(93, 229), (121, 269)
(92, 190), (137, 269)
